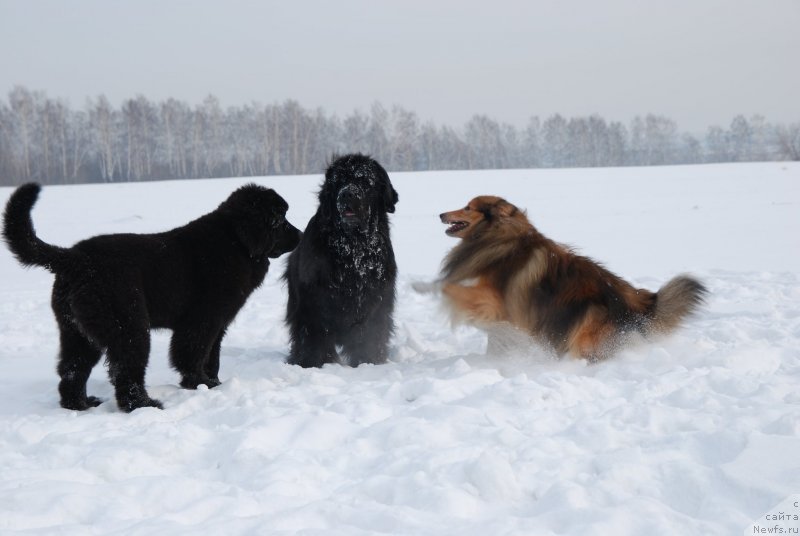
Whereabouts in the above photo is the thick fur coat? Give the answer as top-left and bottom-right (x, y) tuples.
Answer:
(284, 154), (398, 367)
(2, 183), (300, 412)
(439, 196), (707, 360)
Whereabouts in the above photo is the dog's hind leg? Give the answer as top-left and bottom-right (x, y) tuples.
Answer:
(55, 321), (103, 411)
(565, 305), (615, 362)
(52, 285), (104, 410)
(170, 324), (224, 389)
(106, 329), (162, 412)
(56, 274), (161, 412)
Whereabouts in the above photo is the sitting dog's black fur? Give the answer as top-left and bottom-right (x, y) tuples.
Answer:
(284, 154), (398, 367)
(2, 183), (300, 412)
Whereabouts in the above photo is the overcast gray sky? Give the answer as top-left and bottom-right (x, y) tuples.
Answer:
(1, 0), (797, 133)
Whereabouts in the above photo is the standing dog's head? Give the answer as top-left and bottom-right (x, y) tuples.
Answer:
(439, 196), (525, 239)
(319, 154), (398, 233)
(221, 184), (301, 259)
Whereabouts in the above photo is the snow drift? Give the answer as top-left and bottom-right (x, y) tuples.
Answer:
(0, 162), (798, 535)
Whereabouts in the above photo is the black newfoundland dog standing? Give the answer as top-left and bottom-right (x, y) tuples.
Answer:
(2, 183), (301, 412)
(284, 154), (399, 368)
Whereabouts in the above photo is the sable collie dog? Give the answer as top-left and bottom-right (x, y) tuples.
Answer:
(438, 196), (707, 360)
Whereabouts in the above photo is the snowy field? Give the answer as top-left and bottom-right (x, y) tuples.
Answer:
(1, 162), (798, 535)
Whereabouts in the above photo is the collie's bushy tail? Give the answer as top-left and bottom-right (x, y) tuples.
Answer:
(649, 275), (708, 335)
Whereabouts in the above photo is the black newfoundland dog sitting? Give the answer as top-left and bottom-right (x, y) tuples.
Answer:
(284, 154), (399, 368)
(2, 183), (300, 412)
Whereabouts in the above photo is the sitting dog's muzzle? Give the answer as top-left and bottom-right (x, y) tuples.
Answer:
(337, 184), (369, 231)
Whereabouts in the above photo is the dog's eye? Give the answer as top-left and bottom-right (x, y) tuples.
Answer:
(464, 206), (470, 211)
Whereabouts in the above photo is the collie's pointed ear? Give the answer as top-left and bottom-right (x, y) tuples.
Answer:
(473, 196), (517, 220)
(494, 200), (518, 218)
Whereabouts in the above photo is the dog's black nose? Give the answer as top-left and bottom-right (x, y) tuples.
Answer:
(339, 190), (360, 207)
(337, 185), (364, 221)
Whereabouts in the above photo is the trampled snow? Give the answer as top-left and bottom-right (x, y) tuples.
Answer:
(0, 162), (798, 535)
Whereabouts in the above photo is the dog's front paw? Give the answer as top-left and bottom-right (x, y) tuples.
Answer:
(120, 396), (163, 413)
(61, 395), (104, 411)
(204, 376), (222, 388)
(117, 384), (163, 412)
(287, 353), (337, 368)
(136, 397), (163, 411)
(180, 374), (221, 389)
(85, 395), (103, 407)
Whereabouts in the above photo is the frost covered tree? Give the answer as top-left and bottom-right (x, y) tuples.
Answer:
(89, 95), (121, 182)
(522, 116), (542, 168)
(465, 115), (506, 169)
(776, 122), (800, 161)
(388, 106), (419, 171)
(728, 115), (754, 162)
(121, 95), (158, 180)
(705, 125), (731, 163)
(159, 98), (192, 179)
(0, 85), (796, 185)
(367, 102), (390, 164)
(7, 86), (36, 181)
(342, 110), (370, 155)
(541, 114), (569, 168)
(679, 133), (703, 164)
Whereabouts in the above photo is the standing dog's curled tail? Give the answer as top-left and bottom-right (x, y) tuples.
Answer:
(3, 183), (69, 273)
(648, 275), (708, 335)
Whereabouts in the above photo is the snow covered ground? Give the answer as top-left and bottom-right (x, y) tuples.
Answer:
(0, 162), (798, 535)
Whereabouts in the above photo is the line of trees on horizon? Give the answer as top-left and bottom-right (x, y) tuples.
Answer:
(0, 85), (798, 186)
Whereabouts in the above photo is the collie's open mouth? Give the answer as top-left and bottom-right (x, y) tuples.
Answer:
(445, 221), (468, 235)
